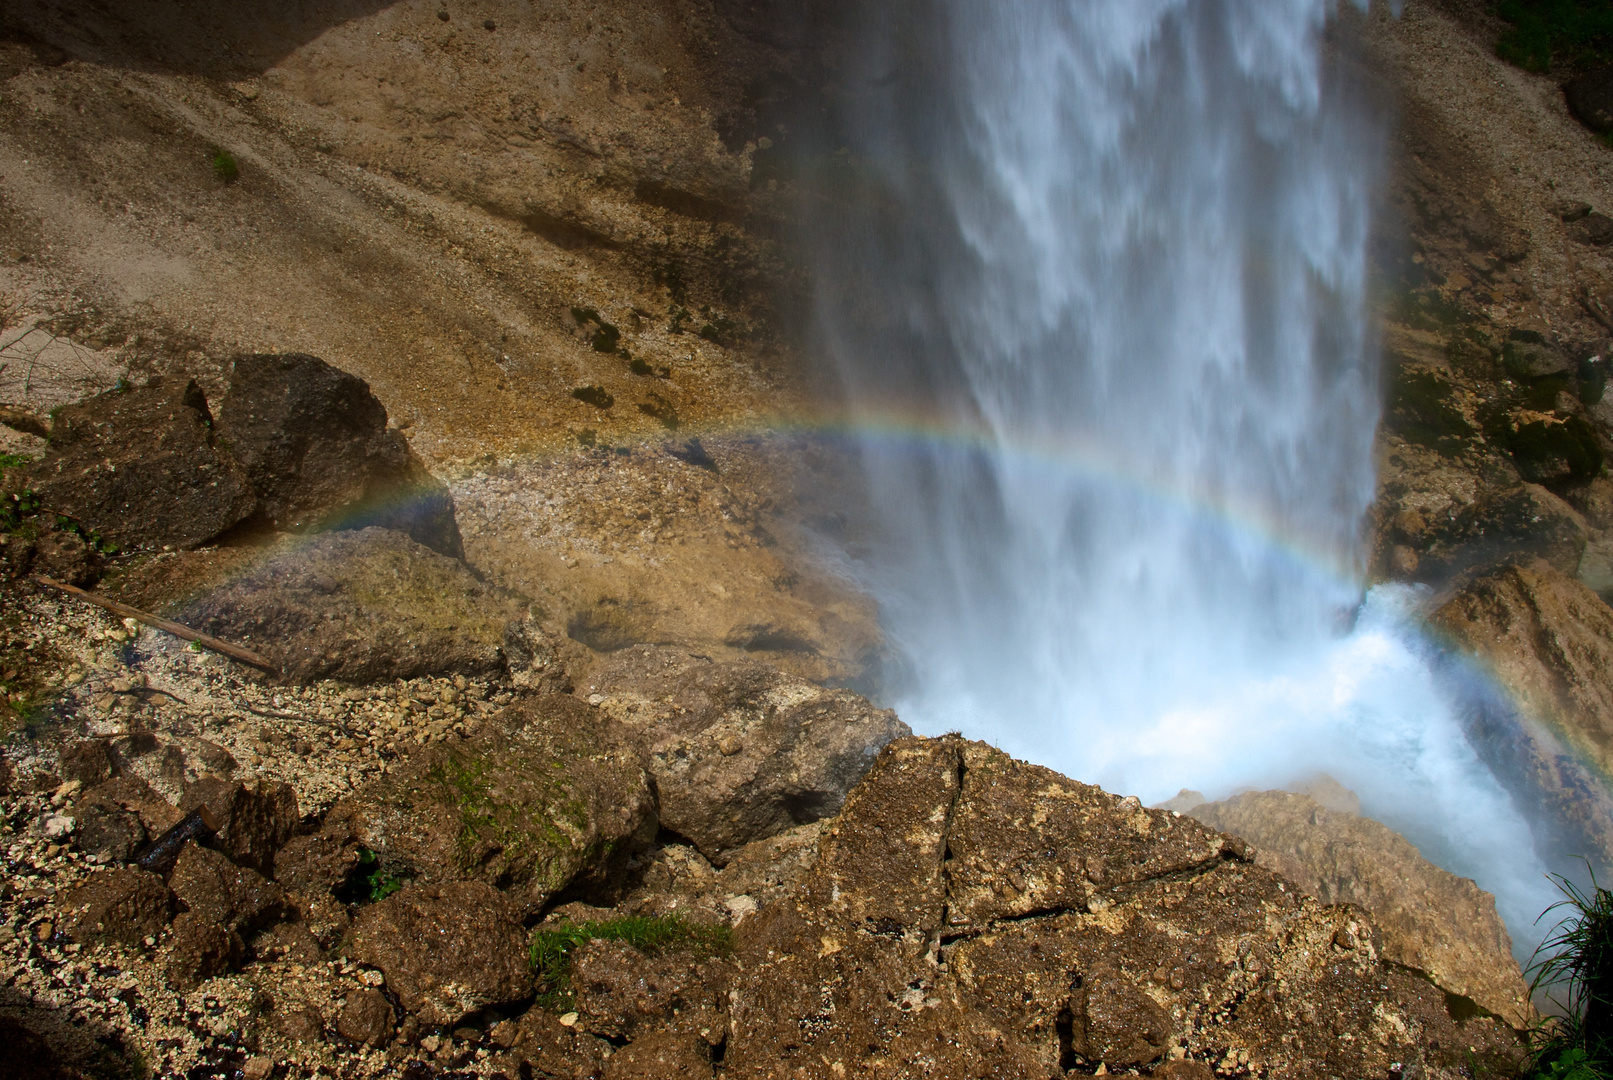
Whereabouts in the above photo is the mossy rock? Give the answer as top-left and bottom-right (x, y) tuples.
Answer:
(1385, 368), (1476, 457)
(321, 694), (657, 916)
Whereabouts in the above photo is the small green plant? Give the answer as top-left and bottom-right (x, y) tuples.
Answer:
(529, 915), (732, 1011)
(337, 849), (410, 904)
(1525, 870), (1613, 1079)
(0, 452), (31, 471)
(210, 146), (239, 184)
(1, 488), (40, 532)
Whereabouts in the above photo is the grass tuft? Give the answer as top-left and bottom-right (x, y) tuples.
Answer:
(1526, 869), (1613, 1078)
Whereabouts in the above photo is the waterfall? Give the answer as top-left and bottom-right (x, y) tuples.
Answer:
(807, 0), (1555, 950)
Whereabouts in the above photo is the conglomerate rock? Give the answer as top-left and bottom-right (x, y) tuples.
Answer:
(319, 693), (657, 916)
(1185, 789), (1530, 1026)
(589, 644), (910, 863)
(716, 736), (1522, 1079)
(344, 879), (533, 1028)
(176, 528), (522, 685)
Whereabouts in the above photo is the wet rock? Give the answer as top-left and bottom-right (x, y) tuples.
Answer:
(15, 377), (256, 550)
(179, 775), (298, 876)
(345, 880), (533, 1027)
(168, 842), (289, 933)
(602, 1030), (714, 1079)
(322, 694), (656, 916)
(272, 832), (362, 895)
(217, 353), (463, 558)
(1185, 789), (1530, 1026)
(57, 740), (112, 788)
(164, 910), (246, 989)
(58, 867), (173, 945)
(177, 528), (520, 685)
(336, 987), (394, 1047)
(1418, 483), (1588, 582)
(590, 645), (910, 862)
(31, 527), (99, 585)
(720, 736), (1523, 1079)
(1432, 559), (1613, 866)
(572, 939), (728, 1043)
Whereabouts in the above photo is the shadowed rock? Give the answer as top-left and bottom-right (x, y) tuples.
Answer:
(218, 353), (463, 558)
(17, 377), (256, 550)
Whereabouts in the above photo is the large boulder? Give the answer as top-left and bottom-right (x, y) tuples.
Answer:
(345, 880), (533, 1027)
(1567, 64), (1613, 135)
(1432, 559), (1613, 866)
(16, 378), (256, 550)
(1184, 789), (1530, 1027)
(319, 694), (657, 916)
(588, 645), (910, 863)
(217, 353), (462, 558)
(175, 528), (522, 684)
(720, 737), (1522, 1079)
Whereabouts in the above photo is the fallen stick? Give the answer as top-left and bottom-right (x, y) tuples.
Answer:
(36, 576), (279, 673)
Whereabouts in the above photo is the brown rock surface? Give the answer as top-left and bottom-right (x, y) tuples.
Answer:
(1432, 558), (1613, 865)
(571, 939), (728, 1044)
(322, 694), (656, 916)
(164, 910), (246, 989)
(720, 736), (1522, 1079)
(602, 1030), (714, 1080)
(344, 880), (533, 1027)
(217, 353), (462, 559)
(58, 867), (173, 946)
(16, 378), (257, 551)
(334, 987), (394, 1048)
(272, 832), (362, 896)
(1184, 789), (1529, 1026)
(179, 775), (298, 877)
(590, 644), (909, 862)
(168, 842), (289, 934)
(175, 528), (522, 685)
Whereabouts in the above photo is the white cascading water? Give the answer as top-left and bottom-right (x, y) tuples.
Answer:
(810, 0), (1558, 952)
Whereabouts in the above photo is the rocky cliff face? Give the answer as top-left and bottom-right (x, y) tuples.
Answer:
(0, 0), (1605, 1076)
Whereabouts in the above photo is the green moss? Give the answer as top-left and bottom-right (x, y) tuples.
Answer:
(529, 915), (733, 1011)
(1386, 368), (1477, 456)
(431, 748), (582, 881)
(1494, 0), (1613, 74)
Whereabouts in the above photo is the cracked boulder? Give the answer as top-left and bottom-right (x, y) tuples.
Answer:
(589, 645), (910, 863)
(721, 736), (1523, 1079)
(217, 352), (463, 558)
(58, 867), (173, 946)
(1185, 789), (1530, 1027)
(14, 377), (256, 550)
(345, 880), (532, 1027)
(179, 775), (298, 877)
(319, 693), (657, 916)
(175, 528), (523, 685)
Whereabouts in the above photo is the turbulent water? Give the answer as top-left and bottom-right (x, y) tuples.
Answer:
(809, 0), (1557, 951)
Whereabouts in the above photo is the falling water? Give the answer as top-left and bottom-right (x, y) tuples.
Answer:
(807, 0), (1558, 951)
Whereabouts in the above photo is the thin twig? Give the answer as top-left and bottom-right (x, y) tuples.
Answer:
(36, 576), (278, 673)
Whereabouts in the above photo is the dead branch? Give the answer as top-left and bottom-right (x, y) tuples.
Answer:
(36, 576), (278, 673)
